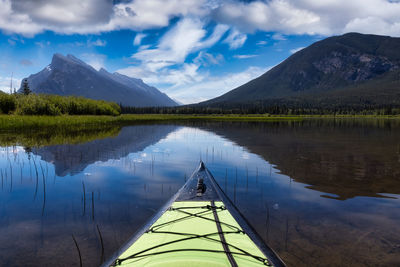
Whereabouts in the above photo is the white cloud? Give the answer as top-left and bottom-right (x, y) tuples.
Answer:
(119, 18), (228, 76)
(193, 24), (230, 50)
(116, 15), (264, 104)
(0, 0), (44, 36)
(167, 66), (270, 104)
(256, 40), (268, 46)
(272, 33), (287, 41)
(233, 54), (257, 59)
(213, 0), (400, 36)
(118, 62), (203, 87)
(80, 53), (106, 71)
(130, 18), (207, 72)
(89, 39), (107, 47)
(290, 47), (305, 54)
(343, 16), (400, 36)
(213, 0), (320, 34)
(1, 0), (400, 37)
(194, 51), (224, 66)
(223, 29), (247, 49)
(133, 33), (146, 46)
(35, 41), (50, 48)
(0, 0), (113, 36)
(0, 76), (21, 93)
(107, 0), (209, 32)
(119, 61), (269, 104)
(0, 0), (209, 36)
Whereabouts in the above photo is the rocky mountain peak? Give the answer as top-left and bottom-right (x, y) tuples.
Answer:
(19, 53), (178, 107)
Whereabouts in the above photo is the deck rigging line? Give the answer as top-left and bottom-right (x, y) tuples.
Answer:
(112, 203), (271, 266)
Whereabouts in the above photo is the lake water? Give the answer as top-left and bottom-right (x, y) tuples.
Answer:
(0, 119), (399, 266)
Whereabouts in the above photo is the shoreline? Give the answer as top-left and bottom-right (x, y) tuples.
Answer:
(1, 114), (400, 130)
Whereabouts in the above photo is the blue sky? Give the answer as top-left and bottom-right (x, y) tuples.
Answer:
(1, 0), (400, 104)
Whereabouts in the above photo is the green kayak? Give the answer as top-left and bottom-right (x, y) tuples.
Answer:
(102, 162), (285, 267)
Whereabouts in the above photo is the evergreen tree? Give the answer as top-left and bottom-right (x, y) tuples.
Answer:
(22, 79), (31, 95)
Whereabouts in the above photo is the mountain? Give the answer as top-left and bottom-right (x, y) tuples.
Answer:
(19, 54), (177, 107)
(200, 33), (400, 108)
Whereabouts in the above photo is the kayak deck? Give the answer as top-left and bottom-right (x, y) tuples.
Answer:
(104, 162), (285, 267)
(114, 201), (268, 266)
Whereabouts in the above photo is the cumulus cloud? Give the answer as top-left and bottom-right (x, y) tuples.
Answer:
(213, 0), (400, 36)
(0, 0), (209, 35)
(213, 0), (321, 34)
(1, 0), (400, 37)
(107, 0), (209, 32)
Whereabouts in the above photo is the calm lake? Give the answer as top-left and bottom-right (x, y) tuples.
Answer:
(0, 119), (399, 266)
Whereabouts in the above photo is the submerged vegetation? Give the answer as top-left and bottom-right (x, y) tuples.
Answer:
(0, 125), (121, 147)
(0, 93), (121, 116)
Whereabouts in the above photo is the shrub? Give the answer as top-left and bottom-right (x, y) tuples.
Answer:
(0, 93), (17, 114)
(16, 94), (61, 115)
(14, 94), (120, 116)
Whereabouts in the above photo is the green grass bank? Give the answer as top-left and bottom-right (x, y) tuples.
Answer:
(0, 114), (304, 130)
(3, 113), (400, 131)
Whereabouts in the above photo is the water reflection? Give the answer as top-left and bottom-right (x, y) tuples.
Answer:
(197, 119), (400, 200)
(32, 125), (179, 176)
(0, 120), (399, 266)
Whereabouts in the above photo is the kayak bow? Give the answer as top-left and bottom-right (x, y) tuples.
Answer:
(102, 162), (286, 267)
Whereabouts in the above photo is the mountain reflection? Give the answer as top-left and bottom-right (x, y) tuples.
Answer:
(196, 119), (400, 200)
(32, 125), (179, 176)
(18, 119), (400, 198)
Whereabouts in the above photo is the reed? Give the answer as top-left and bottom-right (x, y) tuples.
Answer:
(82, 181), (86, 216)
(91, 191), (95, 221)
(265, 202), (270, 242)
(71, 234), (83, 267)
(285, 217), (289, 251)
(33, 157), (39, 200)
(40, 162), (46, 216)
(96, 224), (105, 265)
